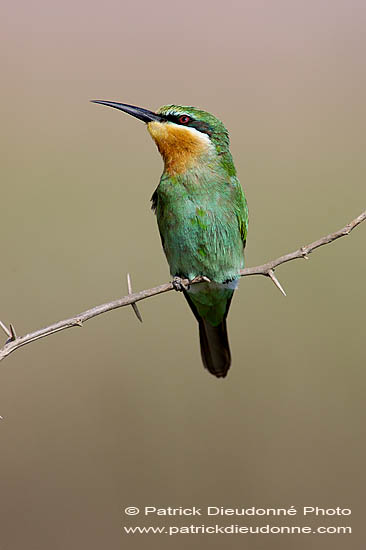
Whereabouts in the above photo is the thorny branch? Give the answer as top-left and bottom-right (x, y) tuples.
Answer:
(0, 211), (365, 363)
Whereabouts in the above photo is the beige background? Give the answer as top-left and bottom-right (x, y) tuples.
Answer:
(0, 1), (365, 548)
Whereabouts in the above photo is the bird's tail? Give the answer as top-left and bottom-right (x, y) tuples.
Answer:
(184, 290), (233, 378)
(198, 317), (231, 378)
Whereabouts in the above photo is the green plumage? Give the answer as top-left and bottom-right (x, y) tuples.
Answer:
(152, 105), (248, 377)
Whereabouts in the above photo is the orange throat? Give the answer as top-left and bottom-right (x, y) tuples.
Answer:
(147, 121), (211, 176)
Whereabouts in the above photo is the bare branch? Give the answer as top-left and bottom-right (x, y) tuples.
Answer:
(241, 210), (365, 276)
(0, 211), (364, 363)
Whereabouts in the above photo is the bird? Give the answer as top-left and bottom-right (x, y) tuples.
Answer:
(92, 101), (248, 378)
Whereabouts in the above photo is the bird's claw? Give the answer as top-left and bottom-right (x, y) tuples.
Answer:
(172, 276), (190, 292)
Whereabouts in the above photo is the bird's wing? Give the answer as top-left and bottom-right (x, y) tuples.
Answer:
(233, 179), (249, 249)
(151, 187), (167, 252)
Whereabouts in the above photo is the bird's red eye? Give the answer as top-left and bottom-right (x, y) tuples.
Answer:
(179, 115), (190, 124)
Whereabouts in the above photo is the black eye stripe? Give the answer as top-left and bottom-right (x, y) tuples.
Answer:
(161, 113), (213, 136)
(163, 113), (185, 124)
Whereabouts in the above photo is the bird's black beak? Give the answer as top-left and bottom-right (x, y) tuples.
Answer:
(91, 100), (164, 123)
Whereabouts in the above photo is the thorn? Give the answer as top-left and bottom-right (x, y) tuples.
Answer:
(127, 273), (143, 323)
(0, 320), (11, 338)
(300, 247), (309, 260)
(268, 269), (287, 297)
(201, 276), (211, 283)
(9, 323), (17, 341)
(75, 319), (83, 327)
(132, 303), (143, 323)
(127, 272), (132, 294)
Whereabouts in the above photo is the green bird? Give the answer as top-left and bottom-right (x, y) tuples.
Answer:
(92, 101), (248, 378)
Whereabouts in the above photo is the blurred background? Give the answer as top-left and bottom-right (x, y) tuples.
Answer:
(0, 1), (365, 548)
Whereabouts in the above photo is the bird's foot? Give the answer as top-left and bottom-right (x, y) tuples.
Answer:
(172, 276), (190, 292)
(191, 275), (211, 283)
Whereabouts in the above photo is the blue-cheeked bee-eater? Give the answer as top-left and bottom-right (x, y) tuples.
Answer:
(92, 101), (248, 378)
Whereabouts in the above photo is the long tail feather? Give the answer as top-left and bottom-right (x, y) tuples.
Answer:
(198, 318), (231, 377)
(184, 290), (232, 378)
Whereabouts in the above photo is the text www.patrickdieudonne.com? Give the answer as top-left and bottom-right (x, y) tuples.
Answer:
(122, 506), (352, 536)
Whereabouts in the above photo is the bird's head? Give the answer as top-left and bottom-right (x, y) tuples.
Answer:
(91, 101), (232, 176)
